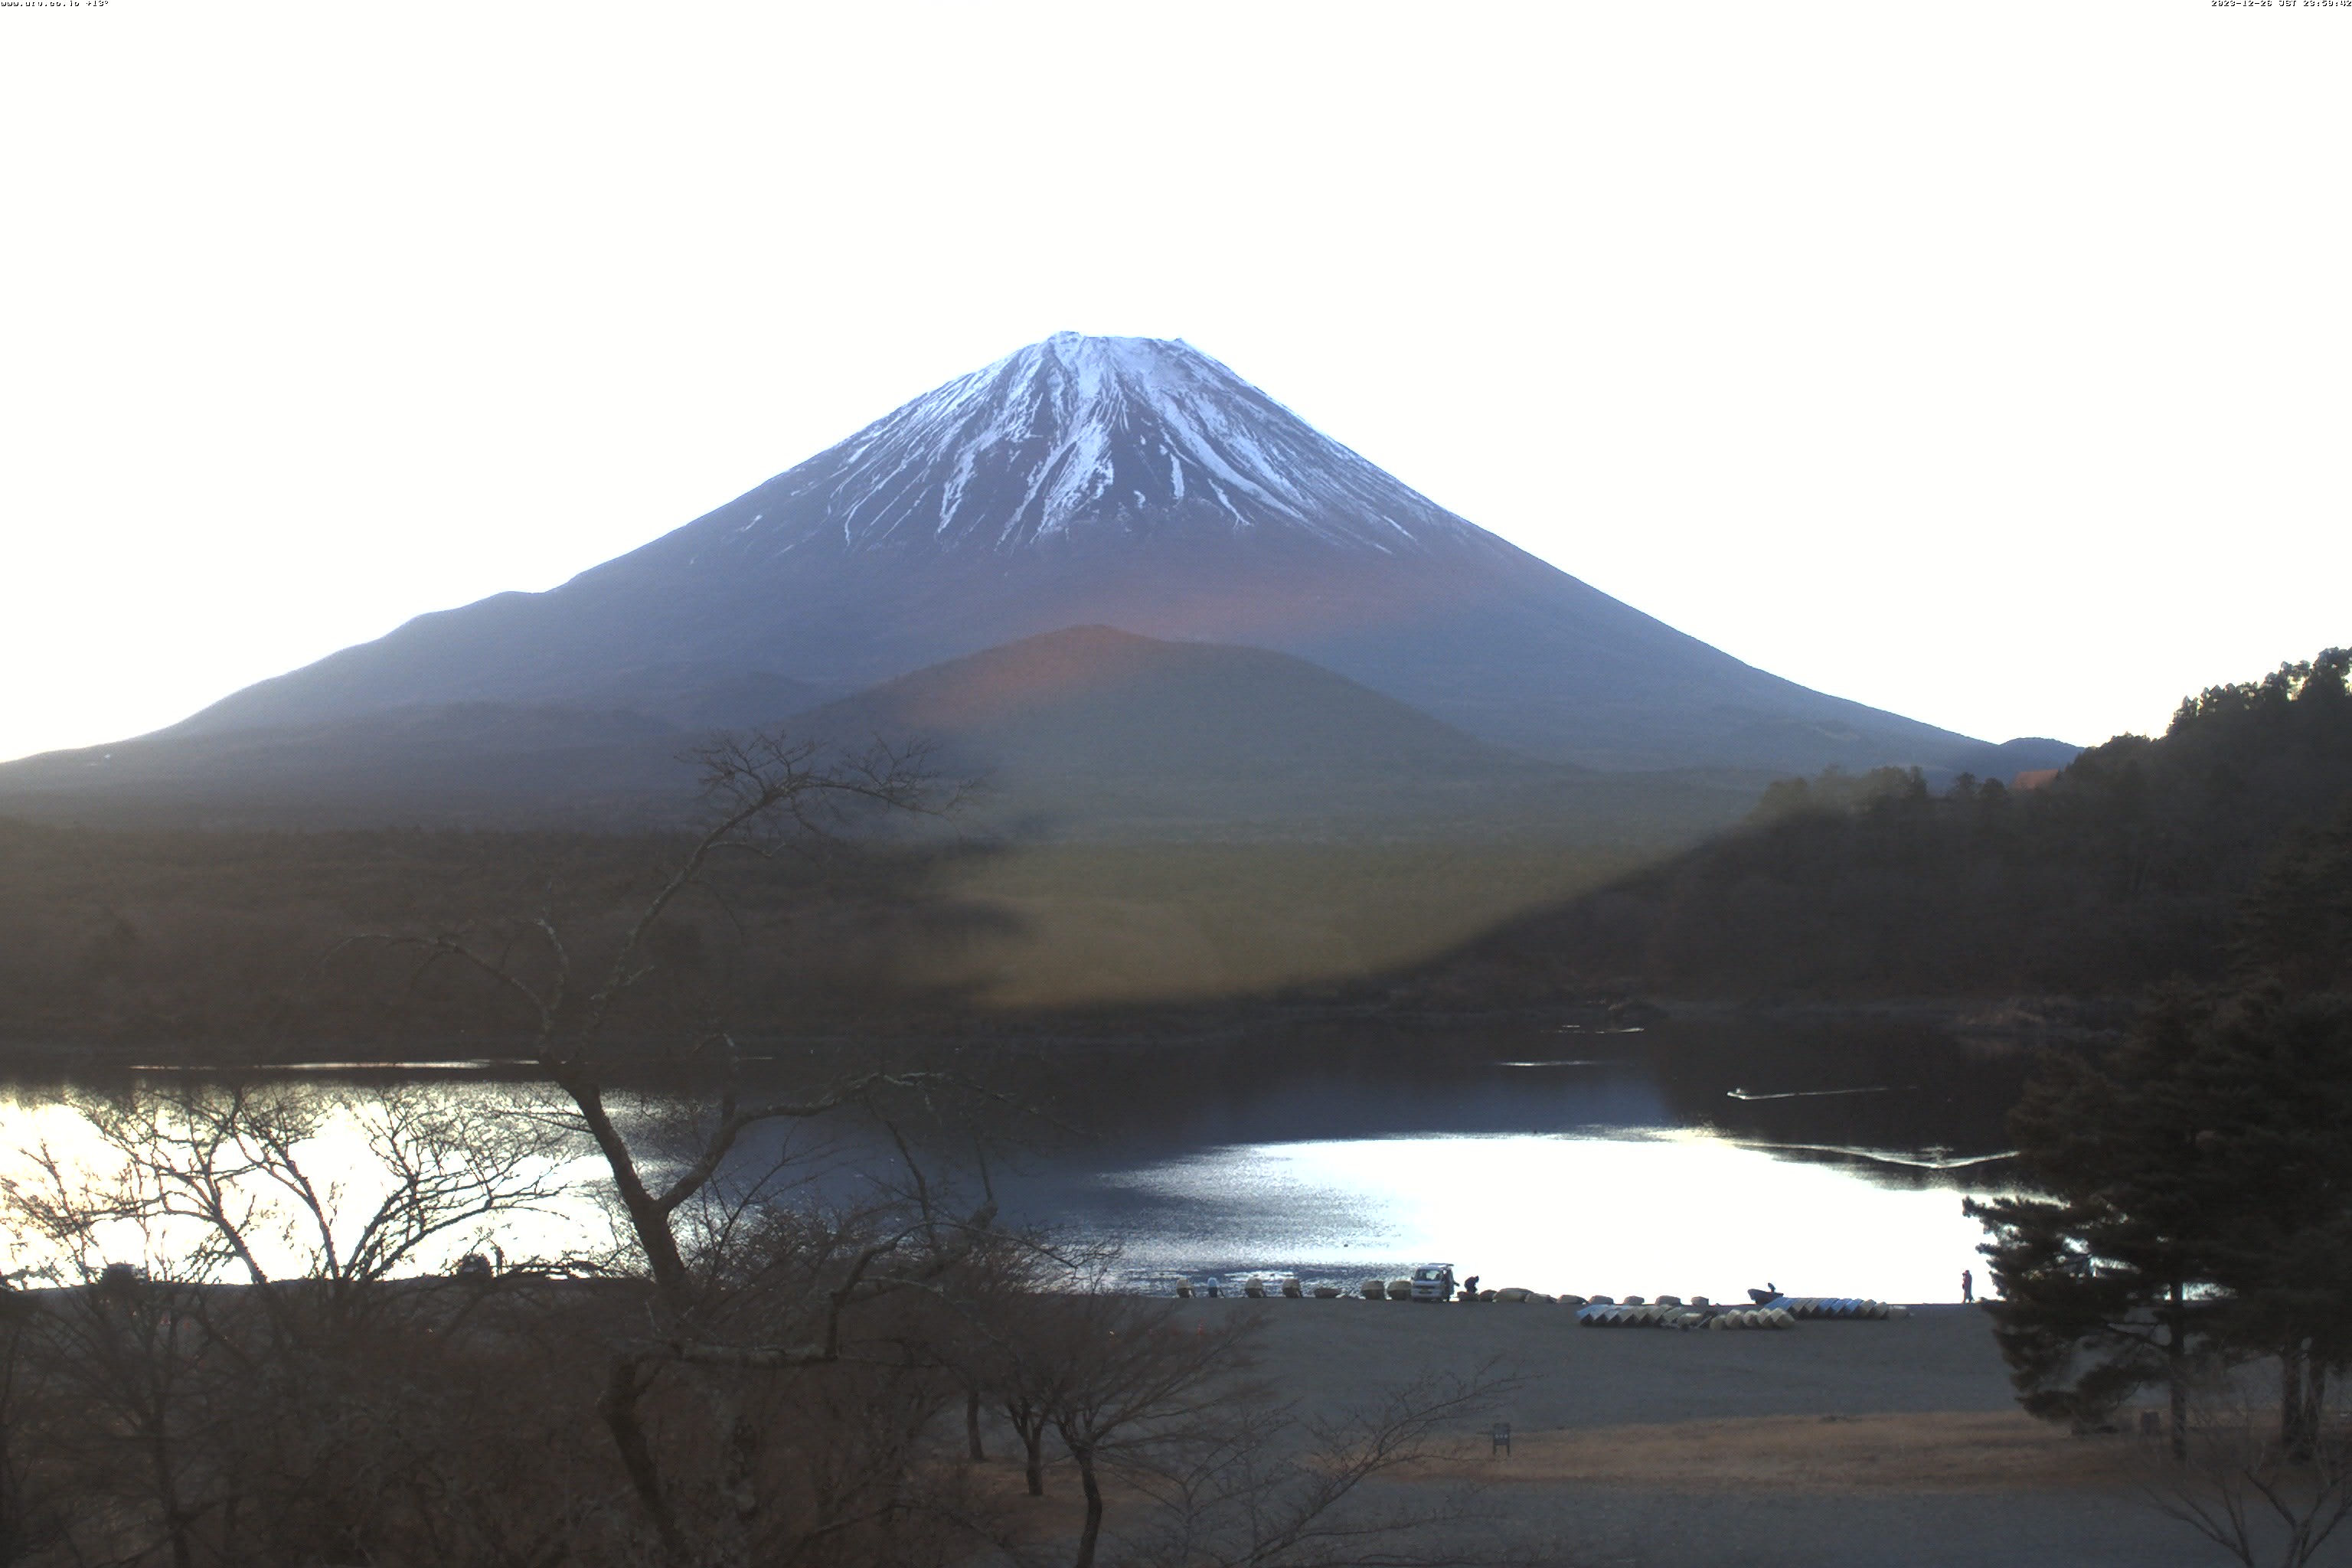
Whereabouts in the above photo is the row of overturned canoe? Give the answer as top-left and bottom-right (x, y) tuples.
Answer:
(1165, 1282), (1909, 1317)
(1766, 1296), (1903, 1320)
(1174, 1278), (1335, 1298)
(1174, 1279), (1561, 1301)
(1579, 1304), (1796, 1329)
(1573, 1296), (1909, 1329)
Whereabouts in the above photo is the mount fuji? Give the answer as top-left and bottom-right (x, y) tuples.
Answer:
(10, 333), (2066, 825)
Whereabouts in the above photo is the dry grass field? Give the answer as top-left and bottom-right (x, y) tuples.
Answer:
(933, 839), (1651, 1007)
(1413, 1409), (2143, 1494)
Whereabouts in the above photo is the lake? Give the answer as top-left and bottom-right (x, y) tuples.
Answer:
(0, 1016), (2034, 1303)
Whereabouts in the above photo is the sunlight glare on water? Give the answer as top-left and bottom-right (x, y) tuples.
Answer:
(0, 1084), (618, 1283)
(2, 1019), (2020, 1304)
(1083, 1129), (2003, 1304)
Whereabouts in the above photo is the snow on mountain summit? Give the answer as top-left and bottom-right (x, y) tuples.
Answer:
(142, 330), (2023, 779)
(713, 332), (1482, 557)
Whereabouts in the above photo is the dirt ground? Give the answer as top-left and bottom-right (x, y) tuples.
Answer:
(1417, 1410), (2141, 1493)
(1156, 1298), (2243, 1567)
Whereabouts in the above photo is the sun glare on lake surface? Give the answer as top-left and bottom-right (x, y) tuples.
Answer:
(1079, 1129), (2002, 1303)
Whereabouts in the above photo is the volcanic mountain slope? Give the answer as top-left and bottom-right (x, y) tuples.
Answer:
(0, 703), (699, 830)
(153, 332), (2065, 776)
(0, 628), (1759, 844)
(786, 626), (1757, 841)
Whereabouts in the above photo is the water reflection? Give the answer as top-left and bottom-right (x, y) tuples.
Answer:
(1031, 1130), (1998, 1305)
(0, 1018), (2034, 1302)
(933, 1017), (2028, 1302)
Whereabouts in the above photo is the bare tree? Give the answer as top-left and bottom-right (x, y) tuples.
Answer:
(0, 1142), (263, 1568)
(1033, 1295), (1258, 1568)
(0, 729), (1345, 1568)
(968, 1283), (1259, 1545)
(340, 730), (1043, 1566)
(346, 731), (967, 1297)
(0, 1289), (60, 1567)
(43, 1081), (564, 1326)
(2145, 1376), (2352, 1568)
(0, 1078), (583, 1568)
(1116, 1365), (1521, 1568)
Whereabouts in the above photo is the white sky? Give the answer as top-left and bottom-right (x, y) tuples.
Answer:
(2, 2), (2347, 764)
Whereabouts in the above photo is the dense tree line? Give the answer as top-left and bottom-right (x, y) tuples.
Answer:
(1963, 715), (2352, 1563)
(1431, 649), (2352, 1001)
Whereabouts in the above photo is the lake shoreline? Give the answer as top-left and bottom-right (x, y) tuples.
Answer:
(0, 990), (2133, 1073)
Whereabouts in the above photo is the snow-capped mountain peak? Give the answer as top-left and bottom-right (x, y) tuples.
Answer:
(136, 331), (2020, 782)
(725, 332), (1481, 557)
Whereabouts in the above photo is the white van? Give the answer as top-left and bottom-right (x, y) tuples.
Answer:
(1409, 1264), (1456, 1302)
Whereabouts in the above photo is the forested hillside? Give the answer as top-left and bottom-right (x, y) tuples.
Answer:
(0, 824), (1649, 1054)
(0, 822), (1008, 1054)
(1423, 650), (2352, 1002)
(13, 650), (2344, 1054)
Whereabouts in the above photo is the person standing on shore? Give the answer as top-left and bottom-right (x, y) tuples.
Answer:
(1961, 1268), (1974, 1304)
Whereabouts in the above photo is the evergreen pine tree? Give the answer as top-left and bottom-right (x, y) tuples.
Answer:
(1965, 992), (2224, 1457)
(1971, 985), (2352, 1459)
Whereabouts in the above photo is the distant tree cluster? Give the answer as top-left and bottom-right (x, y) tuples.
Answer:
(1439, 648), (2352, 1001)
